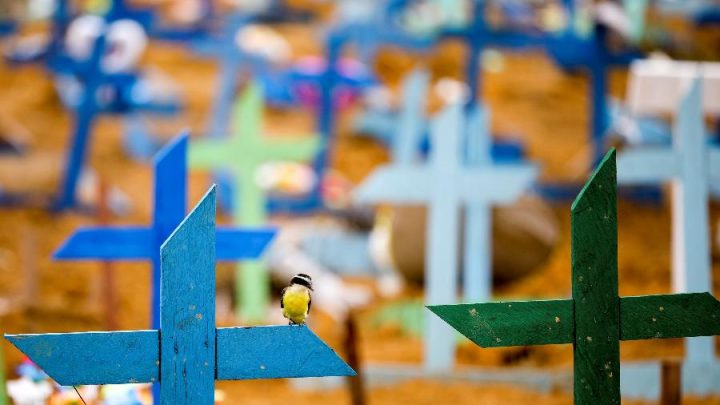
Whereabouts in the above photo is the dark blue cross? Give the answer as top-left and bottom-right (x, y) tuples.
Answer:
(54, 133), (275, 330)
(52, 11), (179, 210)
(7, 187), (354, 405)
(544, 3), (641, 165)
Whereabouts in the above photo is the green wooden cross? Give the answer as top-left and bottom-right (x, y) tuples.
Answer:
(189, 82), (320, 322)
(428, 149), (720, 404)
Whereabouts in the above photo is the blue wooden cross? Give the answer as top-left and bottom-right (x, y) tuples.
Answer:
(6, 187), (355, 404)
(52, 19), (179, 210)
(544, 4), (643, 165)
(191, 14), (269, 140)
(54, 132), (275, 330)
(354, 102), (537, 371)
(617, 77), (720, 365)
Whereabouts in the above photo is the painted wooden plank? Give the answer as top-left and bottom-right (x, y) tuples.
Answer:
(0, 343), (6, 405)
(215, 228), (276, 260)
(5, 331), (159, 386)
(619, 78), (719, 363)
(6, 325), (357, 387)
(355, 165), (537, 204)
(7, 186), (354, 404)
(672, 79), (713, 362)
(571, 148), (620, 404)
(354, 102), (536, 371)
(217, 326), (355, 379)
(424, 103), (462, 371)
(460, 166), (538, 202)
(394, 70), (429, 164)
(621, 293), (720, 341)
(160, 187), (216, 404)
(53, 227), (154, 259)
(427, 300), (575, 347)
(353, 167), (431, 203)
(153, 132), (188, 239)
(463, 106), (492, 302)
(616, 149), (679, 183)
(55, 132), (275, 329)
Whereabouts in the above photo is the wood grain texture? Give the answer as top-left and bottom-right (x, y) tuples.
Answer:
(571, 149), (620, 404)
(620, 293), (720, 340)
(5, 331), (159, 386)
(216, 326), (356, 379)
(427, 300), (574, 347)
(160, 187), (217, 405)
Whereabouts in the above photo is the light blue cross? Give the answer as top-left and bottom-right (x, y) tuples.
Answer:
(617, 78), (720, 364)
(354, 102), (537, 371)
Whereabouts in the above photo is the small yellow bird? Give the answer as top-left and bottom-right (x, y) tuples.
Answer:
(280, 273), (313, 325)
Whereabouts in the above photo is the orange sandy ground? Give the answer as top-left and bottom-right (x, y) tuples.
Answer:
(0, 22), (719, 404)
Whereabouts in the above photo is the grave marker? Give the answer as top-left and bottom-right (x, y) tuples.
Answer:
(189, 84), (319, 321)
(618, 77), (720, 363)
(354, 102), (536, 370)
(7, 187), (355, 405)
(429, 149), (720, 403)
(52, 23), (179, 210)
(54, 133), (275, 329)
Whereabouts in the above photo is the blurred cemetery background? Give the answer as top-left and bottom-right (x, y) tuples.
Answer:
(0, 0), (719, 403)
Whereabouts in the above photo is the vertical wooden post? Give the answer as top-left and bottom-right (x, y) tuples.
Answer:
(671, 80), (714, 362)
(344, 311), (366, 405)
(661, 360), (682, 405)
(98, 179), (118, 330)
(424, 104), (462, 371)
(571, 150), (620, 404)
(160, 189), (216, 405)
(463, 106), (492, 302)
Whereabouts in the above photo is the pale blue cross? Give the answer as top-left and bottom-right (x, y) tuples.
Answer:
(6, 187), (355, 405)
(354, 102), (537, 371)
(617, 78), (720, 364)
(53, 133), (275, 330)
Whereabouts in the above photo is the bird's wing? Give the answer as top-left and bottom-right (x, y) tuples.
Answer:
(280, 287), (287, 309)
(307, 293), (312, 315)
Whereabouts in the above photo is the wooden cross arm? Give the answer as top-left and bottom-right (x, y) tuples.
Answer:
(353, 164), (537, 204)
(53, 227), (276, 261)
(427, 292), (720, 348)
(215, 227), (276, 260)
(5, 326), (355, 386)
(353, 166), (431, 204)
(461, 164), (538, 203)
(188, 140), (235, 169)
(53, 227), (154, 260)
(254, 136), (321, 162)
(617, 147), (720, 183)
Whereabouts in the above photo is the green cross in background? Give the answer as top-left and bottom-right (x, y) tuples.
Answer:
(190, 82), (320, 321)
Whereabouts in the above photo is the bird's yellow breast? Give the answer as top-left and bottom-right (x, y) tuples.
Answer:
(282, 285), (310, 324)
